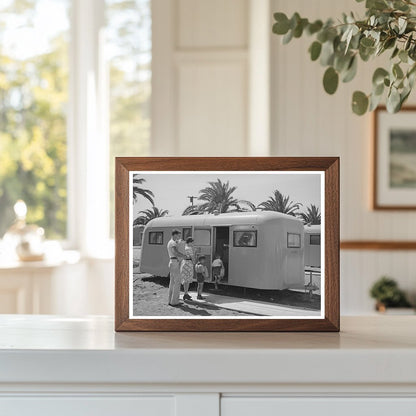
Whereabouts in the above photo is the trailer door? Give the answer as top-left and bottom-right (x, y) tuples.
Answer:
(213, 226), (230, 282)
(193, 227), (212, 281)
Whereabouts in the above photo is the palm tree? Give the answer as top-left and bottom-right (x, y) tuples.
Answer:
(132, 177), (154, 206)
(182, 205), (204, 215)
(299, 204), (321, 225)
(197, 179), (239, 213)
(134, 206), (168, 225)
(258, 190), (302, 216)
(235, 200), (257, 212)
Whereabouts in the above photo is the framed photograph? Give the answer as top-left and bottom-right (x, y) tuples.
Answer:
(374, 106), (416, 209)
(115, 157), (339, 332)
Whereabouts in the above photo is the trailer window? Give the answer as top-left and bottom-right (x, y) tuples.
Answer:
(287, 233), (301, 248)
(194, 229), (211, 246)
(149, 231), (164, 245)
(233, 231), (257, 247)
(182, 227), (192, 240)
(310, 234), (320, 245)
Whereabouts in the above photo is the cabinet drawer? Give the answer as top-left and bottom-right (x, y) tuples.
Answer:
(0, 396), (174, 416)
(221, 397), (416, 416)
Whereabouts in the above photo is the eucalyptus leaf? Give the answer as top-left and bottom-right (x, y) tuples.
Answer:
(373, 82), (385, 96)
(334, 52), (351, 72)
(320, 41), (335, 66)
(360, 37), (375, 48)
(369, 92), (383, 111)
(386, 87), (401, 112)
(398, 17), (407, 34)
(401, 87), (411, 106)
(391, 47), (399, 59)
(342, 56), (358, 82)
(372, 67), (389, 85)
(383, 37), (396, 50)
(352, 91), (369, 115)
(323, 67), (339, 94)
(273, 13), (290, 34)
(366, 0), (388, 9)
(393, 63), (404, 79)
(399, 49), (408, 63)
(309, 41), (322, 61)
(405, 33), (413, 50)
(307, 20), (323, 35)
(282, 29), (293, 44)
(293, 18), (308, 38)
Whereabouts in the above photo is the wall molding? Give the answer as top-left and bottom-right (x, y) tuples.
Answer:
(340, 241), (416, 250)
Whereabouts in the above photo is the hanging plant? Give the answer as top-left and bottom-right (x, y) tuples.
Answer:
(272, 0), (416, 115)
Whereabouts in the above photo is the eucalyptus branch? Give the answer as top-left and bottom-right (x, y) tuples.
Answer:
(272, 0), (416, 115)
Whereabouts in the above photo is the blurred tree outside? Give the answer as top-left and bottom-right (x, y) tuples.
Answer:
(0, 0), (70, 239)
(0, 0), (151, 240)
(107, 0), (151, 237)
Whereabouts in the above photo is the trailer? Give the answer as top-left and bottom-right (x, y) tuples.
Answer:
(139, 211), (305, 290)
(304, 224), (321, 268)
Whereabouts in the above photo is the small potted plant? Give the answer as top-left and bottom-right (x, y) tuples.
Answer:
(370, 276), (413, 313)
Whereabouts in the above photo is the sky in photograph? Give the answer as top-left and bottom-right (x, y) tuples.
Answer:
(132, 172), (322, 218)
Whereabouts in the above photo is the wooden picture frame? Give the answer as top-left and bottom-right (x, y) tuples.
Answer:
(373, 106), (416, 210)
(115, 157), (340, 332)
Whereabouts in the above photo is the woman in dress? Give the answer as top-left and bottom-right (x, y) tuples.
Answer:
(180, 237), (195, 301)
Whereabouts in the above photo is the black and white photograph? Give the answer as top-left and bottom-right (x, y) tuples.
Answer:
(129, 171), (324, 319)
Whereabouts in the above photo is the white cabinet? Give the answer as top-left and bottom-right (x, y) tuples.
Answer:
(1, 397), (175, 416)
(0, 316), (415, 416)
(221, 398), (416, 416)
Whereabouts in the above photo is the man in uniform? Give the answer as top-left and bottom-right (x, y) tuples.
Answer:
(167, 229), (184, 306)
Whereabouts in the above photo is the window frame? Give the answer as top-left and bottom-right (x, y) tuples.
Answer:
(233, 230), (258, 248)
(287, 232), (301, 248)
(148, 231), (164, 245)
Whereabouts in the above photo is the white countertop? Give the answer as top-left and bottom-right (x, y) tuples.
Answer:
(0, 315), (415, 387)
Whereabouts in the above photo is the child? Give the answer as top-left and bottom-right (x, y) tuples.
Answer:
(211, 253), (224, 290)
(195, 255), (209, 300)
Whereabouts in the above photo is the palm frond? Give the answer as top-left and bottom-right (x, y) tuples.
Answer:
(258, 190), (302, 216)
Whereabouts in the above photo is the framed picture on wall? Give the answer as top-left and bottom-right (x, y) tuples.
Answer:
(115, 157), (339, 332)
(374, 106), (416, 209)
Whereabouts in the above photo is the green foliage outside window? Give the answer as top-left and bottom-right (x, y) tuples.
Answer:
(0, 0), (69, 238)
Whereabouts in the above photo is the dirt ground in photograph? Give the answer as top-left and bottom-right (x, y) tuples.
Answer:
(132, 273), (253, 316)
(132, 273), (320, 317)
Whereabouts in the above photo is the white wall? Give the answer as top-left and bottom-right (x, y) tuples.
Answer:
(152, 0), (251, 156)
(271, 0), (416, 313)
(150, 0), (416, 315)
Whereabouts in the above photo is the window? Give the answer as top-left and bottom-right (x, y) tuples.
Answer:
(182, 227), (192, 240)
(149, 231), (163, 245)
(287, 233), (301, 248)
(0, 0), (151, 253)
(194, 229), (211, 246)
(106, 0), (151, 237)
(310, 234), (320, 245)
(0, 0), (70, 239)
(233, 231), (257, 247)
